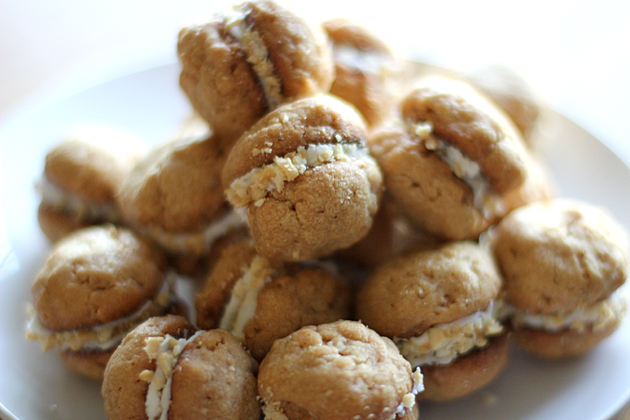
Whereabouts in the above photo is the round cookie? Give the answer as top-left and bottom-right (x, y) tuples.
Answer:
(356, 241), (507, 401)
(177, 0), (334, 147)
(258, 320), (423, 420)
(369, 76), (530, 240)
(196, 237), (352, 361)
(117, 132), (246, 259)
(491, 198), (628, 358)
(465, 65), (542, 145)
(102, 315), (261, 420)
(27, 225), (175, 379)
(37, 127), (146, 242)
(102, 316), (195, 419)
(323, 18), (399, 127)
(222, 94), (383, 261)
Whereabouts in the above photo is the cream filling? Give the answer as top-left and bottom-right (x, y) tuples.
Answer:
(509, 287), (628, 333)
(396, 300), (505, 367)
(36, 176), (120, 223)
(261, 401), (289, 420)
(225, 6), (283, 109)
(226, 142), (370, 208)
(26, 276), (173, 352)
(413, 122), (505, 218)
(142, 209), (247, 255)
(219, 255), (276, 340)
(390, 368), (423, 419)
(140, 330), (204, 420)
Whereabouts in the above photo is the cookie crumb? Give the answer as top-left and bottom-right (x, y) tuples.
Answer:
(414, 122), (432, 140)
(139, 369), (154, 382)
(482, 392), (499, 407)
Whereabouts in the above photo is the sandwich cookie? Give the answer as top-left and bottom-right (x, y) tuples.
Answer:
(102, 315), (261, 420)
(491, 198), (628, 358)
(37, 127), (146, 242)
(356, 241), (508, 401)
(178, 0), (334, 148)
(369, 76), (530, 240)
(117, 133), (247, 273)
(258, 320), (424, 420)
(222, 94), (383, 261)
(26, 225), (178, 379)
(323, 18), (399, 128)
(195, 237), (352, 361)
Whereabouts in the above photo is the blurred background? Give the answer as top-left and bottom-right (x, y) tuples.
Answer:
(1, 0), (629, 165)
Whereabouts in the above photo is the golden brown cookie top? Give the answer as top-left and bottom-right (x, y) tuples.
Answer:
(117, 133), (227, 233)
(492, 198), (628, 314)
(169, 329), (261, 420)
(44, 131), (145, 203)
(356, 241), (502, 338)
(258, 320), (420, 420)
(102, 315), (196, 420)
(400, 76), (527, 194)
(31, 225), (168, 331)
(221, 94), (368, 188)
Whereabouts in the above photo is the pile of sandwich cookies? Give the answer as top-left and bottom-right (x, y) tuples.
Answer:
(25, 0), (628, 419)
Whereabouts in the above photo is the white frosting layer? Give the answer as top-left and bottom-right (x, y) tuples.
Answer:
(142, 331), (203, 420)
(226, 143), (371, 208)
(37, 176), (120, 223)
(413, 122), (505, 218)
(396, 300), (505, 367)
(142, 209), (246, 255)
(509, 287), (628, 333)
(26, 276), (173, 352)
(390, 368), (423, 419)
(219, 256), (275, 340)
(225, 6), (282, 109)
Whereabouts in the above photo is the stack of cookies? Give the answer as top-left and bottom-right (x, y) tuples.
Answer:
(25, 0), (628, 419)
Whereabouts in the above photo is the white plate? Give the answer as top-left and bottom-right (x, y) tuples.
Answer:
(1, 63), (629, 420)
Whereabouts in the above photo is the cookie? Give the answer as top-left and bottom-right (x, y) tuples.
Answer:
(26, 225), (176, 379)
(117, 133), (246, 258)
(37, 127), (146, 242)
(178, 0), (334, 147)
(222, 94), (383, 261)
(492, 198), (628, 358)
(465, 65), (542, 145)
(323, 18), (399, 127)
(369, 76), (530, 240)
(356, 241), (507, 401)
(102, 315), (261, 420)
(258, 320), (423, 420)
(196, 238), (352, 361)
